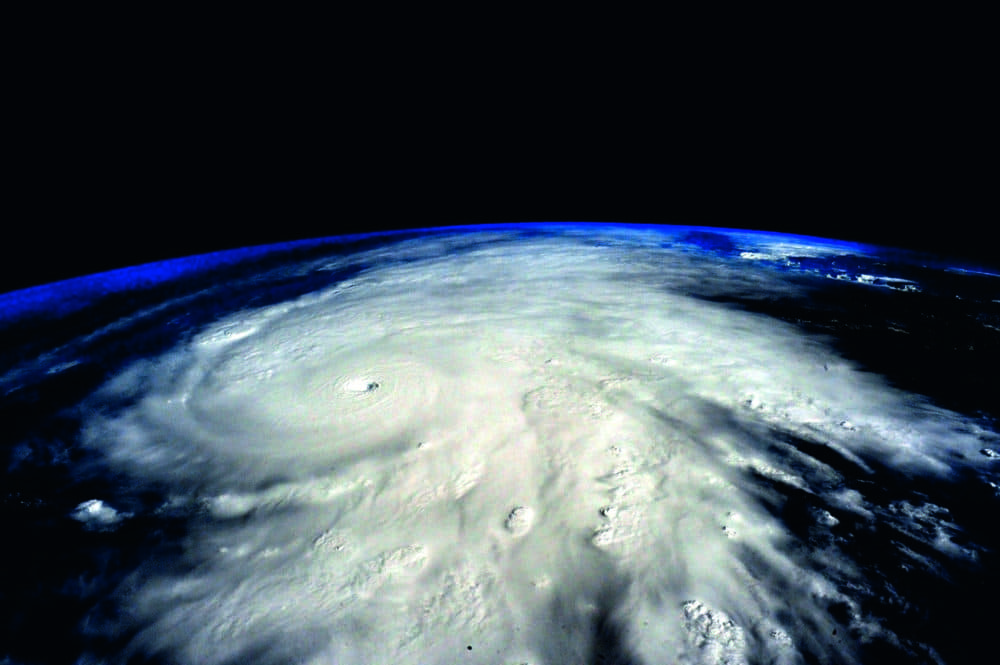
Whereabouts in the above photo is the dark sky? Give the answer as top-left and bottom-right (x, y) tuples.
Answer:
(5, 83), (991, 296)
(7, 23), (992, 296)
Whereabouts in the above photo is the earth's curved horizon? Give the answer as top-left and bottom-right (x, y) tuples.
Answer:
(2, 223), (997, 664)
(2, 222), (995, 299)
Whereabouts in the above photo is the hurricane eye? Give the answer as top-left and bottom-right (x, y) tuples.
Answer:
(343, 377), (380, 393)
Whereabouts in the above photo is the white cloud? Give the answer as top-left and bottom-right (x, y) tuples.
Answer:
(79, 229), (989, 664)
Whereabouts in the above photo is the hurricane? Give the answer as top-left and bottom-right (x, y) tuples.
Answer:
(3, 224), (997, 665)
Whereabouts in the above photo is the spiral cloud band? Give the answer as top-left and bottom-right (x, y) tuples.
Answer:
(77, 227), (995, 664)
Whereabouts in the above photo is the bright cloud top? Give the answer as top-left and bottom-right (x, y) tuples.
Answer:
(80, 230), (990, 664)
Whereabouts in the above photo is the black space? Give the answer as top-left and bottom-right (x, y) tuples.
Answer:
(7, 19), (992, 295)
(6, 55), (992, 297)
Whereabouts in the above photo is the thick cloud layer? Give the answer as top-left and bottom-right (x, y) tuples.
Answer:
(75, 229), (994, 664)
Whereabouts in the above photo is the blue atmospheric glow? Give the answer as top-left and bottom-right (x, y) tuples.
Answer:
(0, 231), (405, 323)
(0, 223), (884, 324)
